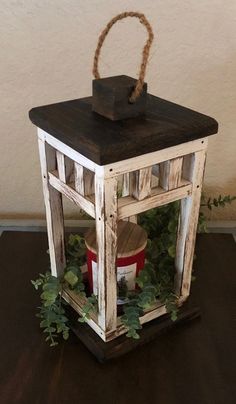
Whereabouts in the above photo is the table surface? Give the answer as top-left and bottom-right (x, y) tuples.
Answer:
(0, 232), (235, 404)
(29, 95), (218, 165)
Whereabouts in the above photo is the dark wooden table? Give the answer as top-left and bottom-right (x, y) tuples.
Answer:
(0, 232), (235, 404)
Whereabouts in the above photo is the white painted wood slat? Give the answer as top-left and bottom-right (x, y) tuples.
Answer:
(122, 173), (130, 197)
(48, 172), (95, 218)
(95, 174), (118, 332)
(74, 162), (85, 195)
(133, 167), (152, 200)
(103, 138), (207, 178)
(159, 157), (183, 190)
(56, 150), (66, 182)
(38, 137), (66, 277)
(175, 147), (207, 299)
(118, 181), (192, 220)
(62, 288), (106, 341)
(38, 129), (97, 172)
(83, 167), (94, 196)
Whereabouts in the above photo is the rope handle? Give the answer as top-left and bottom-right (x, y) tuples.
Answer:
(92, 11), (154, 103)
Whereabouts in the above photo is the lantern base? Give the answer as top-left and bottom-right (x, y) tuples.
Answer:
(65, 302), (200, 363)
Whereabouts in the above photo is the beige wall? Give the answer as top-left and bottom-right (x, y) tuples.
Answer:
(1, 0), (236, 220)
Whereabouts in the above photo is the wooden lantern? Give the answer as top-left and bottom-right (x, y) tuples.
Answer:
(29, 12), (218, 360)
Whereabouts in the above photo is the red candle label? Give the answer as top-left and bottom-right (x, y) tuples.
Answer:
(91, 260), (137, 296)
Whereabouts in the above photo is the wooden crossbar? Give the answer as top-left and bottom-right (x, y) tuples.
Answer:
(62, 287), (169, 342)
(118, 181), (192, 219)
(48, 172), (95, 218)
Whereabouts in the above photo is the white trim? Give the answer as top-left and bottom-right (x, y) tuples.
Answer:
(103, 138), (208, 178)
(48, 172), (95, 218)
(38, 128), (98, 173)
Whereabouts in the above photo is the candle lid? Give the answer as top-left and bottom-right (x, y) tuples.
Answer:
(85, 220), (147, 258)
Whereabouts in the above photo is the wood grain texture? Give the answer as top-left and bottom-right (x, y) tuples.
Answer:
(85, 220), (147, 258)
(62, 287), (167, 342)
(67, 303), (199, 362)
(122, 173), (130, 197)
(175, 148), (207, 298)
(95, 175), (118, 332)
(92, 75), (147, 121)
(48, 171), (95, 218)
(56, 150), (66, 182)
(37, 137), (65, 277)
(1, 232), (236, 403)
(103, 137), (208, 178)
(118, 181), (192, 219)
(62, 288), (106, 340)
(38, 129), (97, 173)
(159, 157), (183, 190)
(132, 167), (152, 200)
(74, 162), (85, 195)
(29, 95), (218, 165)
(64, 156), (74, 183)
(83, 168), (94, 196)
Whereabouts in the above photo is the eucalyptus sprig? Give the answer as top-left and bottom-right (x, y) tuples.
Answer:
(32, 272), (69, 347)
(78, 294), (98, 323)
(120, 202), (180, 338)
(33, 193), (236, 344)
(201, 194), (236, 210)
(32, 234), (97, 346)
(198, 194), (236, 233)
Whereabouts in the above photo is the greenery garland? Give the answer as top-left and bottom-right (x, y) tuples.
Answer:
(32, 194), (235, 345)
(32, 235), (97, 346)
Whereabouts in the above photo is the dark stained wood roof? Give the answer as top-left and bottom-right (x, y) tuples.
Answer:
(29, 94), (218, 165)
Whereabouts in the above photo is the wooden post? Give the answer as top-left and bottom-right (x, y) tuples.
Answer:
(133, 167), (152, 201)
(95, 169), (118, 333)
(175, 145), (207, 299)
(74, 162), (85, 195)
(83, 168), (94, 196)
(159, 157), (183, 190)
(122, 173), (130, 197)
(38, 134), (66, 277)
(56, 150), (66, 183)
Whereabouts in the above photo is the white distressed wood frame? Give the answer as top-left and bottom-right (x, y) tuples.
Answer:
(48, 172), (95, 218)
(122, 172), (137, 223)
(118, 181), (192, 219)
(56, 150), (66, 182)
(37, 127), (208, 341)
(122, 173), (130, 197)
(62, 287), (167, 341)
(38, 129), (97, 173)
(159, 157), (183, 190)
(83, 168), (94, 196)
(39, 128), (206, 178)
(74, 162), (85, 195)
(175, 146), (207, 301)
(38, 138), (66, 277)
(102, 138), (207, 178)
(74, 163), (95, 197)
(95, 174), (118, 332)
(133, 167), (152, 200)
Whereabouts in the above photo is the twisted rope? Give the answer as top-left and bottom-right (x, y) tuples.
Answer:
(92, 11), (154, 103)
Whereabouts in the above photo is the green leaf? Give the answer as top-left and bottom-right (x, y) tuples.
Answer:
(171, 310), (178, 322)
(78, 316), (86, 323)
(50, 341), (58, 347)
(64, 270), (78, 287)
(40, 290), (58, 303)
(168, 245), (176, 258)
